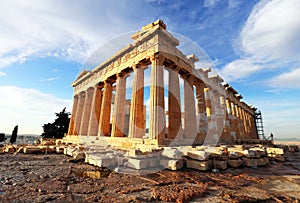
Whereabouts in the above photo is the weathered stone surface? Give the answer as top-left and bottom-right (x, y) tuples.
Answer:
(126, 158), (148, 169)
(228, 159), (243, 168)
(258, 157), (269, 166)
(4, 145), (15, 153)
(268, 154), (285, 162)
(187, 150), (209, 161)
(72, 151), (85, 160)
(23, 146), (44, 154)
(267, 147), (284, 155)
(160, 158), (183, 170)
(213, 160), (227, 170)
(243, 158), (259, 168)
(186, 159), (212, 171)
(161, 147), (183, 159)
(148, 157), (160, 168)
(56, 146), (64, 154)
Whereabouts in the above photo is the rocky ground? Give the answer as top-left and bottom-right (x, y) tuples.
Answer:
(0, 150), (300, 203)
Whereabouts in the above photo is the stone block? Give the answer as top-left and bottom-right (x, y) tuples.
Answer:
(161, 147), (183, 159)
(243, 150), (261, 158)
(56, 146), (64, 154)
(248, 147), (266, 157)
(213, 160), (227, 170)
(258, 157), (269, 166)
(243, 158), (259, 168)
(187, 150), (209, 161)
(160, 158), (183, 170)
(266, 147), (284, 155)
(4, 145), (15, 153)
(148, 157), (160, 168)
(228, 159), (243, 168)
(127, 158), (148, 169)
(228, 151), (244, 159)
(72, 151), (85, 160)
(24, 146), (44, 154)
(268, 154), (285, 162)
(186, 159), (212, 171)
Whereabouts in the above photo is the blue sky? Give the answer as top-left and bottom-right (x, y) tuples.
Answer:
(0, 0), (299, 139)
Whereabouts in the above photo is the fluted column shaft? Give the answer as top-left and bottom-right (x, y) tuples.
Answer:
(68, 95), (79, 135)
(98, 81), (113, 136)
(184, 78), (197, 139)
(87, 85), (102, 136)
(149, 55), (165, 144)
(74, 92), (86, 135)
(168, 69), (182, 139)
(112, 73), (127, 137)
(79, 88), (94, 135)
(195, 82), (208, 141)
(128, 65), (145, 138)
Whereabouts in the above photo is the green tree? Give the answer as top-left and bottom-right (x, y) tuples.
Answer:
(41, 108), (70, 138)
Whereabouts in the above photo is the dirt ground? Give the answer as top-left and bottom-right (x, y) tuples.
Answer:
(1, 151), (300, 203)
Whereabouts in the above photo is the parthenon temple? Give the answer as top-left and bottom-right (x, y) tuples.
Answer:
(65, 20), (259, 148)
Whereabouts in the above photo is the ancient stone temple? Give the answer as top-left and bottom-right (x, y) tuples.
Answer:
(65, 20), (259, 148)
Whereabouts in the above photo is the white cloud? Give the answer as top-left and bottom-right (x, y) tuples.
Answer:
(268, 68), (300, 89)
(240, 0), (300, 61)
(219, 58), (261, 82)
(0, 0), (146, 69)
(221, 0), (300, 83)
(40, 77), (60, 82)
(0, 71), (6, 76)
(0, 86), (72, 134)
(203, 0), (221, 8)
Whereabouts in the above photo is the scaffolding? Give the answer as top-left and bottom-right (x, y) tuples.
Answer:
(255, 110), (265, 140)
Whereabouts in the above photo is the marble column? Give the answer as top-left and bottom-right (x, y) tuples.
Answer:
(87, 85), (102, 136)
(149, 55), (165, 144)
(168, 69), (182, 139)
(111, 73), (127, 137)
(195, 82), (208, 141)
(128, 65), (145, 138)
(220, 95), (231, 142)
(79, 88), (94, 135)
(226, 99), (236, 141)
(74, 92), (86, 135)
(68, 94), (79, 135)
(204, 87), (212, 119)
(184, 78), (197, 139)
(98, 80), (113, 136)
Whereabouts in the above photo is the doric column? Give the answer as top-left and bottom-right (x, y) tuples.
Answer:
(195, 82), (208, 141)
(236, 105), (245, 139)
(87, 85), (103, 136)
(226, 99), (236, 140)
(68, 94), (79, 135)
(168, 69), (182, 139)
(220, 95), (231, 142)
(204, 87), (212, 119)
(183, 77), (197, 139)
(128, 64), (145, 138)
(250, 114), (258, 139)
(74, 92), (86, 135)
(79, 88), (94, 135)
(111, 73), (127, 137)
(149, 55), (165, 144)
(98, 80), (113, 136)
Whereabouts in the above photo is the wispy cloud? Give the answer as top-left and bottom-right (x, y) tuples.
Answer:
(0, 1), (150, 69)
(220, 0), (300, 84)
(267, 68), (300, 89)
(203, 0), (221, 8)
(0, 86), (72, 134)
(40, 77), (60, 82)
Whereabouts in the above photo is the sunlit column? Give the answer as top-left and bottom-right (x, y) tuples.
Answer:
(87, 85), (102, 136)
(68, 94), (79, 135)
(168, 69), (182, 139)
(98, 80), (113, 136)
(184, 77), (197, 139)
(195, 82), (208, 141)
(128, 64), (145, 138)
(111, 73), (127, 137)
(74, 91), (86, 135)
(149, 55), (165, 144)
(79, 87), (94, 135)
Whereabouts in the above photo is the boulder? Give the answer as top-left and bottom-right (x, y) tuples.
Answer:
(187, 150), (209, 161)
(161, 147), (183, 159)
(160, 159), (183, 170)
